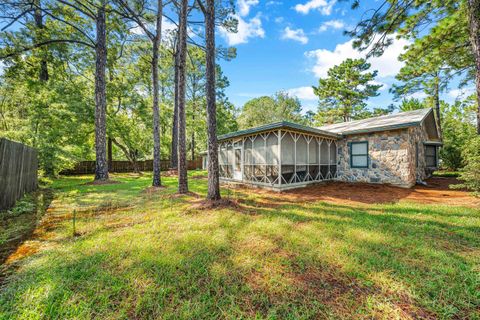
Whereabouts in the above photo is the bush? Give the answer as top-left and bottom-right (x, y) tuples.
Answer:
(452, 136), (480, 195)
(440, 145), (463, 170)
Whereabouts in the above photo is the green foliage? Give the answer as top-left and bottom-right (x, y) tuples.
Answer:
(399, 98), (425, 112)
(453, 136), (480, 195)
(237, 91), (305, 129)
(312, 58), (383, 125)
(440, 100), (477, 170)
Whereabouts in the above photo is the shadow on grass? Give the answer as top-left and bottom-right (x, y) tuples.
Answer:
(1, 174), (478, 318)
(0, 188), (54, 266)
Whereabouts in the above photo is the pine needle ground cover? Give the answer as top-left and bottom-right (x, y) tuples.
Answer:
(0, 172), (479, 319)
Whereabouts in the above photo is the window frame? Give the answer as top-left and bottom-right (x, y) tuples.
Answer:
(425, 144), (438, 168)
(349, 141), (369, 169)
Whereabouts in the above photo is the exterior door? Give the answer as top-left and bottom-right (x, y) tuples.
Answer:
(233, 147), (242, 180)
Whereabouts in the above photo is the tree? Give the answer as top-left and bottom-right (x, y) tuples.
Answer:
(348, 0), (480, 134)
(452, 136), (480, 194)
(115, 0), (164, 187)
(440, 99), (477, 170)
(197, 0), (220, 200)
(94, 0), (109, 181)
(237, 92), (305, 129)
(312, 58), (382, 124)
(177, 0), (188, 194)
(399, 98), (426, 112)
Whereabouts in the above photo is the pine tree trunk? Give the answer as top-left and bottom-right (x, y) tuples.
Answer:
(191, 101), (195, 161)
(94, 1), (109, 181)
(467, 0), (480, 134)
(170, 50), (179, 169)
(34, 0), (48, 82)
(34, 0), (54, 176)
(108, 137), (112, 168)
(177, 0), (188, 193)
(433, 74), (442, 136)
(205, 0), (221, 200)
(151, 0), (163, 187)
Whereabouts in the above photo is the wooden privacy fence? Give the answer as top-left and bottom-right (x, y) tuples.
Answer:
(61, 158), (203, 175)
(0, 138), (38, 211)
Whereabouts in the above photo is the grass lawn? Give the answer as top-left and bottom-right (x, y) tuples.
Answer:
(0, 171), (479, 319)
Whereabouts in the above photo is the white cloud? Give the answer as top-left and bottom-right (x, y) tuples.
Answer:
(267, 1), (282, 6)
(286, 86), (317, 100)
(238, 0), (259, 17)
(294, 0), (336, 15)
(274, 16), (284, 23)
(407, 92), (428, 99)
(305, 36), (411, 78)
(371, 80), (388, 90)
(131, 18), (178, 36)
(281, 27), (308, 44)
(318, 19), (344, 32)
(219, 14), (265, 45)
(448, 87), (475, 99)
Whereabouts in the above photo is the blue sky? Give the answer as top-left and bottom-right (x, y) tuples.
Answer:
(216, 0), (474, 113)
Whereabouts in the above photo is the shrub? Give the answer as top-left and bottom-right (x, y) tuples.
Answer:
(451, 136), (480, 195)
(440, 145), (463, 170)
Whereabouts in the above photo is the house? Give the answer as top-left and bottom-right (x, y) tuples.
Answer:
(214, 108), (442, 190)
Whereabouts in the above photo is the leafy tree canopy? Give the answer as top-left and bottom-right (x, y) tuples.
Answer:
(237, 91), (306, 129)
(312, 58), (384, 125)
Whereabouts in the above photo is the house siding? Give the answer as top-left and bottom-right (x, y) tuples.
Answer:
(336, 128), (417, 187)
(409, 123), (436, 182)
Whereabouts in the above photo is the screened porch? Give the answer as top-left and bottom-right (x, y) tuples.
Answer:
(218, 127), (338, 189)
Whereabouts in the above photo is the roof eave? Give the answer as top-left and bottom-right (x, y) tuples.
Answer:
(217, 121), (341, 141)
(339, 121), (421, 136)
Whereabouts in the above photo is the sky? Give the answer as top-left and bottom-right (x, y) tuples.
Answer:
(216, 0), (474, 113)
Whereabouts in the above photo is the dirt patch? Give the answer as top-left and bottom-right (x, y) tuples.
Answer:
(242, 260), (436, 319)
(189, 198), (239, 210)
(162, 169), (178, 177)
(191, 174), (207, 180)
(227, 177), (479, 208)
(142, 185), (168, 194)
(0, 189), (53, 265)
(4, 242), (40, 265)
(84, 179), (121, 186)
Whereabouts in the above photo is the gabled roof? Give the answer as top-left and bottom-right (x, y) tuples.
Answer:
(218, 121), (341, 141)
(317, 108), (434, 135)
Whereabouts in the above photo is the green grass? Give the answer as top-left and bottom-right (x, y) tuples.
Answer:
(0, 171), (479, 319)
(433, 170), (461, 177)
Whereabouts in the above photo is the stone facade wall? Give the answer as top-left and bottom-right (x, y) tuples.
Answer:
(408, 124), (435, 182)
(336, 128), (417, 187)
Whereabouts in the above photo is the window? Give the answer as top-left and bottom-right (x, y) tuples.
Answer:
(350, 141), (368, 168)
(425, 145), (437, 167)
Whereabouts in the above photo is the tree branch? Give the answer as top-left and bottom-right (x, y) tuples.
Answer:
(0, 39), (94, 59)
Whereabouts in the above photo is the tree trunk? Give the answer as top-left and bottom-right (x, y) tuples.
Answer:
(170, 50), (179, 169)
(34, 0), (48, 82)
(205, 0), (221, 200)
(94, 1), (109, 181)
(151, 0), (163, 187)
(111, 138), (140, 174)
(467, 0), (480, 134)
(177, 0), (188, 193)
(433, 74), (442, 136)
(34, 0), (54, 176)
(191, 130), (195, 161)
(191, 101), (195, 161)
(108, 137), (112, 168)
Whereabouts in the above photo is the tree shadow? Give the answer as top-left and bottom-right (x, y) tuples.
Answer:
(0, 188), (54, 266)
